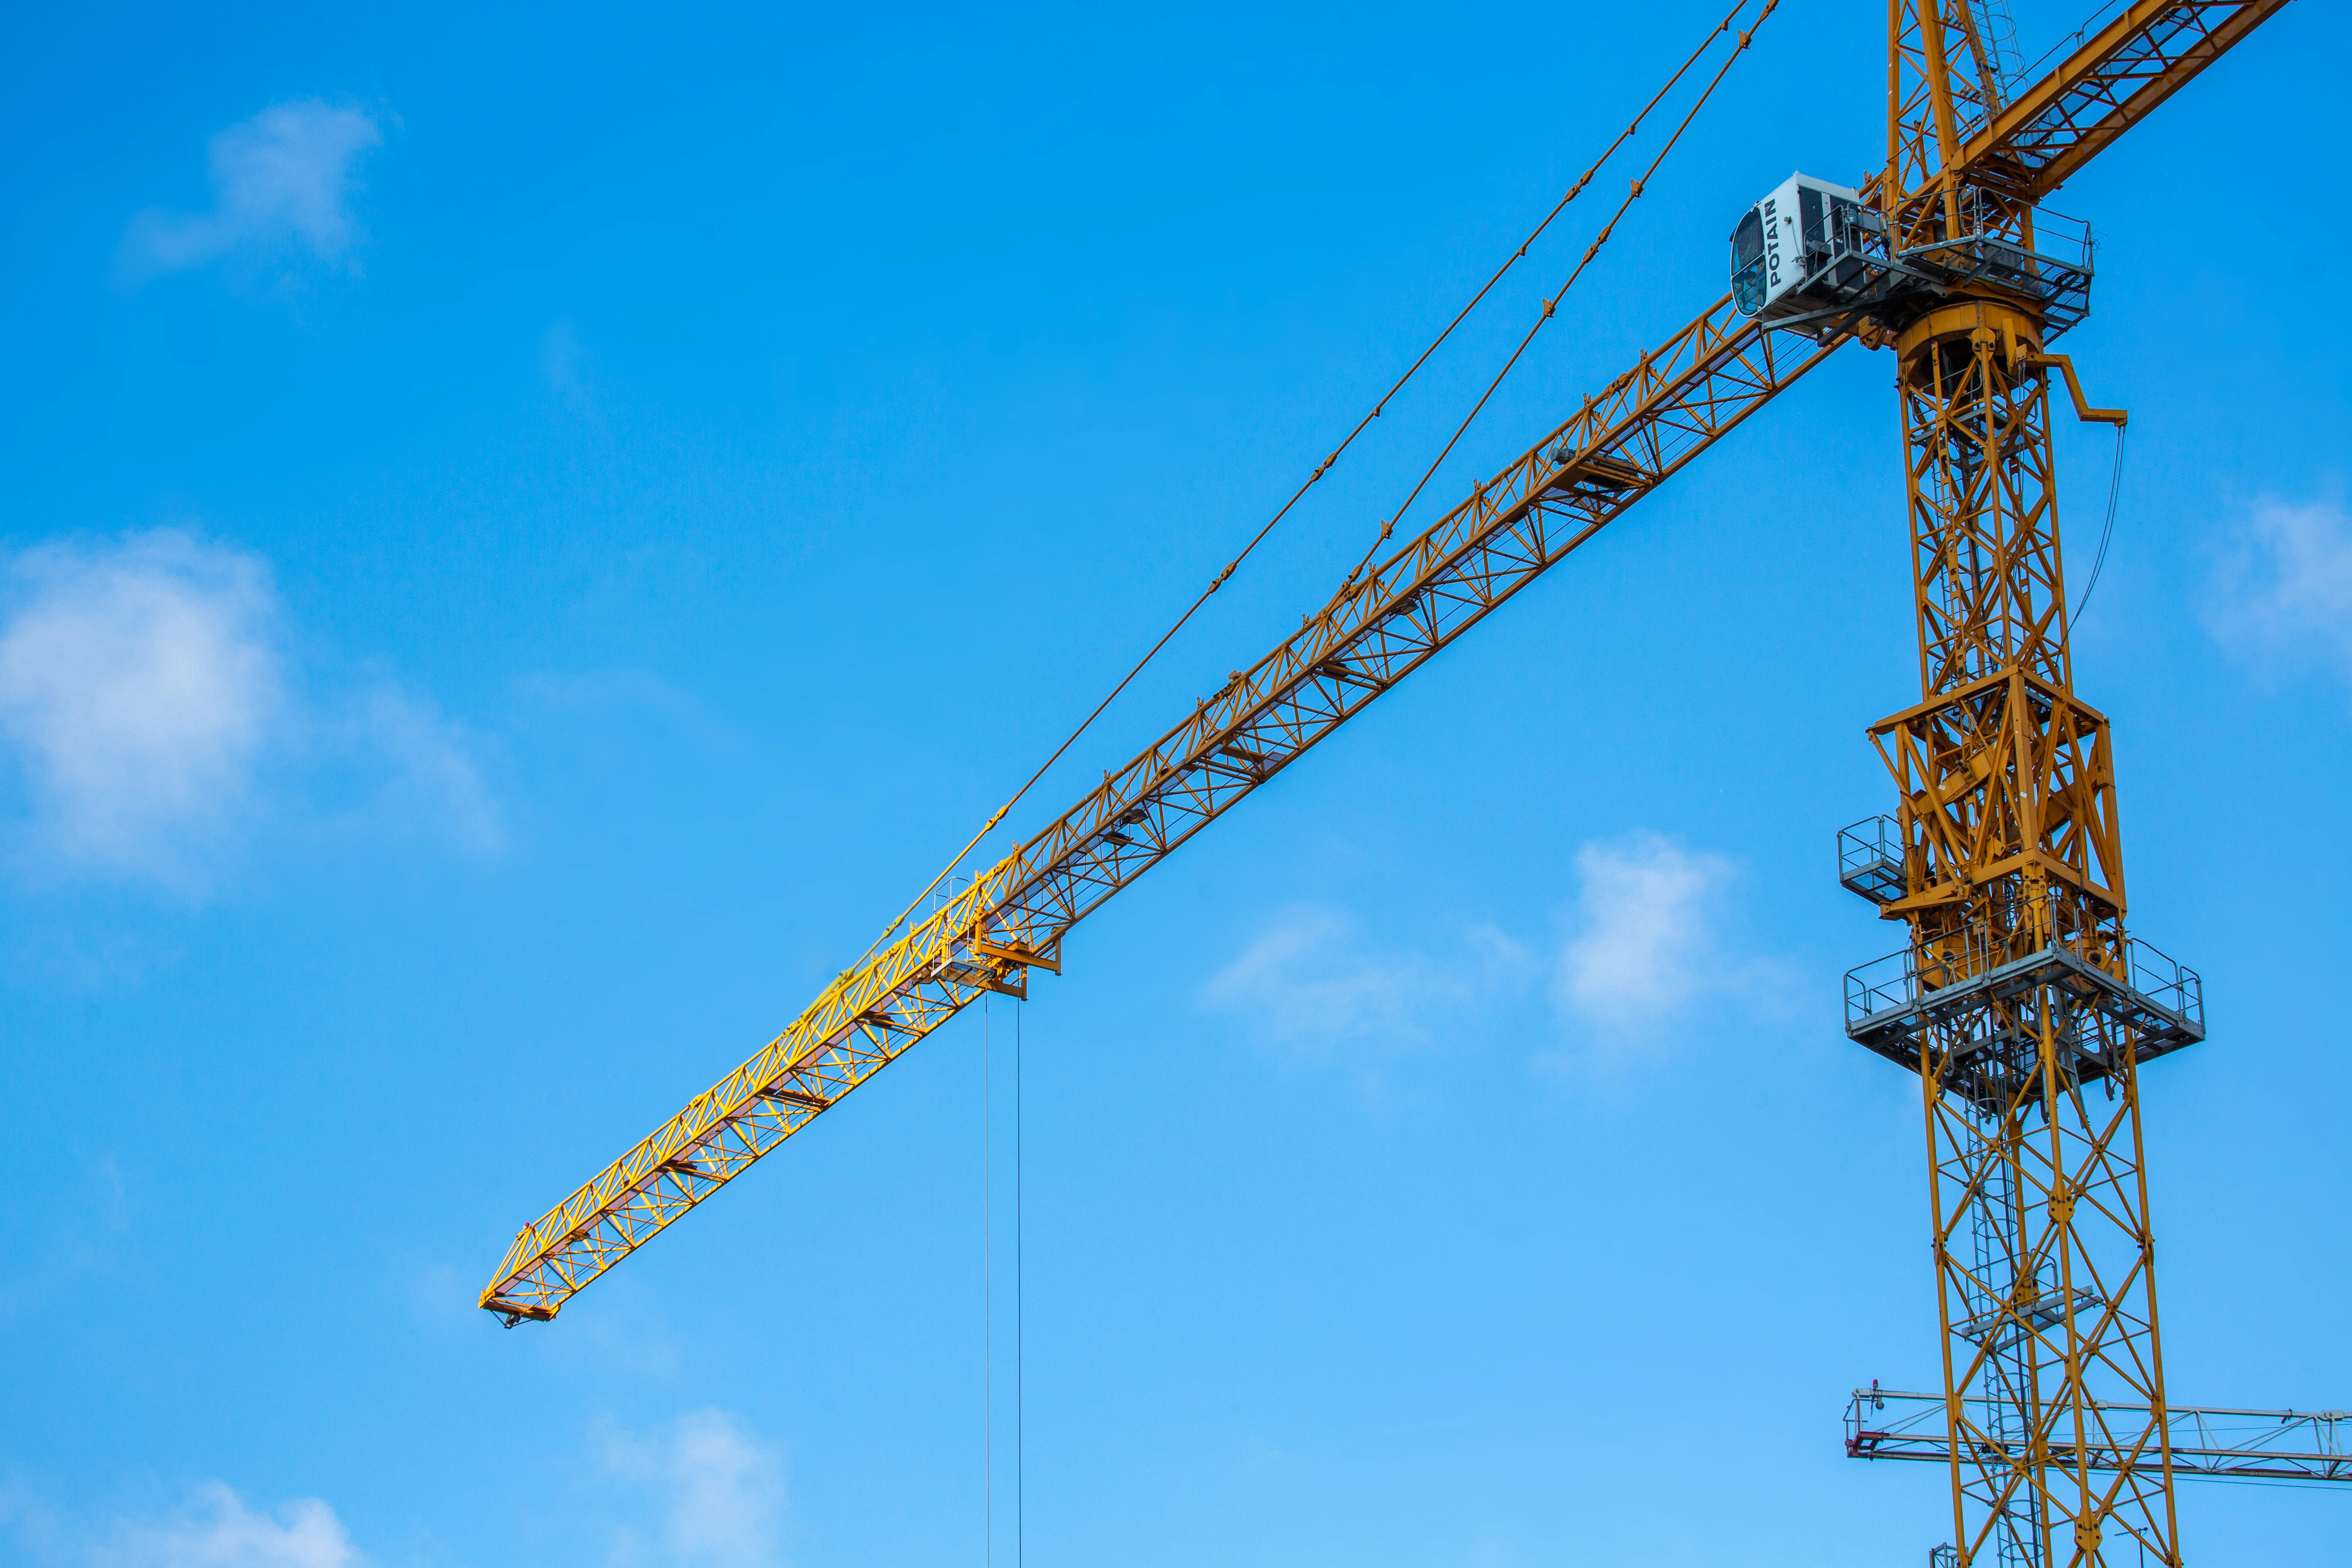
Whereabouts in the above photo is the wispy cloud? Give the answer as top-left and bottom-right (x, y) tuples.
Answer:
(1554, 832), (1735, 1031)
(0, 1480), (363, 1568)
(341, 686), (502, 855)
(0, 530), (497, 887)
(2206, 494), (2352, 684)
(120, 102), (383, 282)
(602, 1410), (786, 1568)
(0, 1154), (137, 1319)
(1204, 833), (1790, 1071)
(97, 1483), (362, 1568)
(0, 532), (278, 878)
(1548, 830), (1802, 1067)
(1203, 904), (1532, 1056)
(2, 1416), (781, 1568)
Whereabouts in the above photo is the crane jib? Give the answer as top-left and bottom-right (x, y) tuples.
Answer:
(480, 301), (1840, 1323)
(986, 322), (1815, 960)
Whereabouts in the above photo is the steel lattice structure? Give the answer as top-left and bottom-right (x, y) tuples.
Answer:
(481, 20), (2305, 1563)
(1848, 1387), (2352, 1486)
(481, 296), (1840, 1321)
(1824, 6), (2290, 1564)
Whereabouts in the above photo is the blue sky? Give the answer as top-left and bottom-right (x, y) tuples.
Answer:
(1, 2), (2346, 1564)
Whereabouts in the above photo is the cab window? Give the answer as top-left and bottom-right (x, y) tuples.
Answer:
(1731, 210), (1766, 314)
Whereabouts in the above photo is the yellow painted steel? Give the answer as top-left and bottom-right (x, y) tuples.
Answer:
(1861, 5), (2292, 1563)
(482, 294), (1844, 1323)
(2024, 352), (2128, 426)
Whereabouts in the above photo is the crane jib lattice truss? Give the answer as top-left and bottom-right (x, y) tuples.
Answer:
(480, 297), (1839, 1322)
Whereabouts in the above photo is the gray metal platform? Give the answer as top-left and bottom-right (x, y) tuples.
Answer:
(1844, 927), (2202, 1105)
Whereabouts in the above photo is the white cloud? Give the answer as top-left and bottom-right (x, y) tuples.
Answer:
(1203, 904), (1532, 1054)
(0, 1480), (361, 1568)
(121, 102), (382, 280)
(2207, 495), (2352, 682)
(604, 1410), (786, 1568)
(0, 532), (279, 878)
(0, 530), (497, 885)
(1554, 832), (1735, 1031)
(97, 1484), (361, 1568)
(1205, 834), (1786, 1069)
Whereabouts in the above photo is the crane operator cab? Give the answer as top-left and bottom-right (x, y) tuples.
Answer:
(1731, 172), (1878, 325)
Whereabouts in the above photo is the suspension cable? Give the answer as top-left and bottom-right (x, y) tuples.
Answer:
(1342, 0), (1777, 586)
(864, 0), (1769, 949)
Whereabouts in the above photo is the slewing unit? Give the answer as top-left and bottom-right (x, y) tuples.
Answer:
(1731, 167), (2099, 339)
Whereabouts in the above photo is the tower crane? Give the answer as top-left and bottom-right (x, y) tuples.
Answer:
(482, 4), (2304, 1561)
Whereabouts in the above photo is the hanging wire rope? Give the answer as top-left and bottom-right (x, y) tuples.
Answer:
(1342, 0), (1777, 586)
(862, 0), (1770, 951)
(1015, 1000), (1025, 1568)
(2071, 423), (2127, 620)
(982, 995), (992, 1568)
(984, 999), (1028, 1567)
(2015, 0), (2129, 85)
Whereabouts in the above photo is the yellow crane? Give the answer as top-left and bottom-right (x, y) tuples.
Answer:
(483, 3), (2301, 1561)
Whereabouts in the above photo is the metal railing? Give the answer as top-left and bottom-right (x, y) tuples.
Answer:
(1847, 1385), (2352, 1483)
(1766, 195), (2098, 338)
(1843, 904), (2202, 1037)
(1836, 814), (1905, 902)
(2117, 933), (2202, 1027)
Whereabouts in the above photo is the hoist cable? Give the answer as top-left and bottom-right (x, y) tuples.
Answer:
(1342, 0), (1777, 586)
(982, 996), (992, 1567)
(864, 0), (1768, 951)
(1015, 1001), (1025, 1568)
(2071, 422), (2127, 620)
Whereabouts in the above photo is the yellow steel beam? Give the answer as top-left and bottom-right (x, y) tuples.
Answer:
(1952, 0), (2293, 202)
(2024, 352), (2127, 426)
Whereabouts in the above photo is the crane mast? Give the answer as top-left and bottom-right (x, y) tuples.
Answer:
(1830, 4), (2284, 1564)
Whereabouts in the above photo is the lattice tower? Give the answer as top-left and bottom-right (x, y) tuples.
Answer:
(1851, 7), (2209, 1564)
